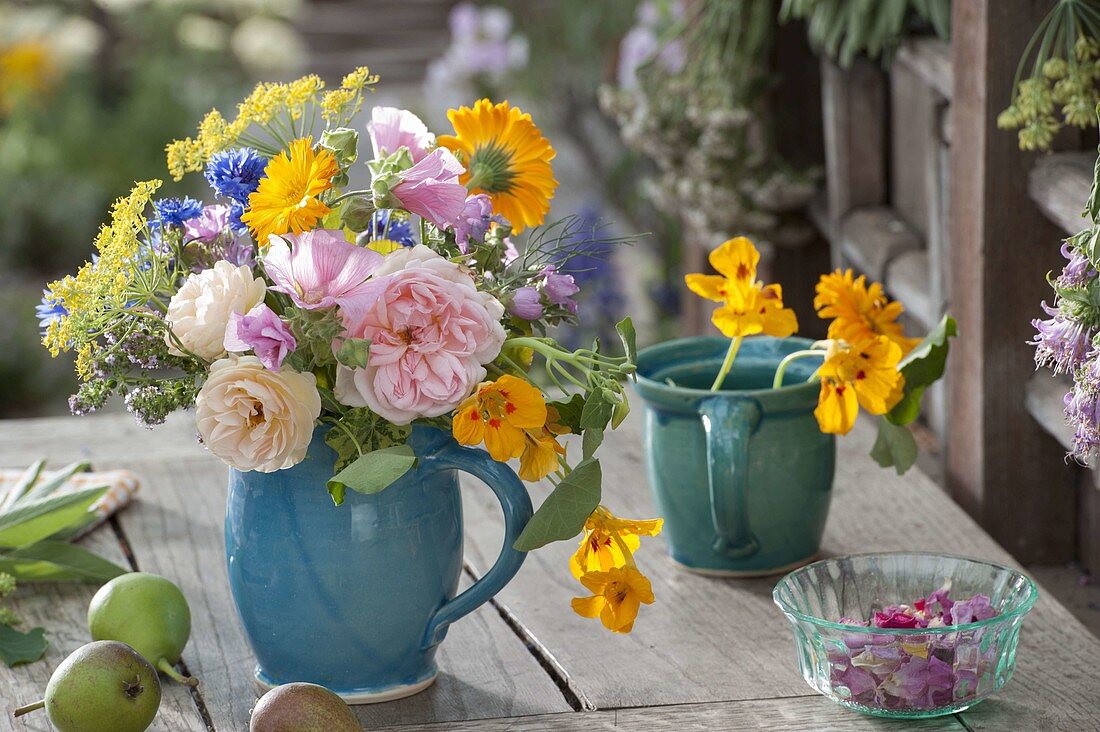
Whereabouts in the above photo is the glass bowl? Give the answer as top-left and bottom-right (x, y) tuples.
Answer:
(772, 552), (1038, 719)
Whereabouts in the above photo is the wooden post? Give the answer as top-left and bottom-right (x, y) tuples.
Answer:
(820, 57), (887, 267)
(947, 0), (1077, 563)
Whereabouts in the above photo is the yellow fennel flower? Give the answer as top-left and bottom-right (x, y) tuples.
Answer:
(685, 237), (798, 339)
(453, 375), (547, 462)
(241, 137), (338, 243)
(570, 506), (663, 579)
(814, 269), (920, 355)
(814, 336), (905, 435)
(438, 99), (558, 234)
(571, 566), (655, 634)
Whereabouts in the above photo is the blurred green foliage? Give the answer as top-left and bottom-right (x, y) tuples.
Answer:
(0, 0), (296, 416)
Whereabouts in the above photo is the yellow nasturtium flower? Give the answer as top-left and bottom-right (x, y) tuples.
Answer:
(452, 375), (547, 462)
(570, 507), (663, 579)
(815, 269), (920, 355)
(814, 336), (905, 435)
(685, 237), (798, 339)
(571, 566), (655, 634)
(517, 406), (569, 482)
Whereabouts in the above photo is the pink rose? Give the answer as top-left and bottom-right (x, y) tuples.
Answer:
(335, 245), (505, 423)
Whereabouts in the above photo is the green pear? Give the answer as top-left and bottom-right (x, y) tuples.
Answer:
(88, 572), (197, 686)
(13, 640), (161, 732)
(250, 683), (360, 732)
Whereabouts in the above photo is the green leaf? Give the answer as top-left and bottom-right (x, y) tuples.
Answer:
(580, 389), (614, 431)
(335, 338), (371, 369)
(615, 316), (637, 365)
(18, 461), (91, 505)
(0, 487), (107, 549)
(886, 315), (957, 426)
(327, 445), (417, 499)
(0, 460), (45, 512)
(514, 459), (601, 551)
(870, 418), (919, 475)
(340, 197), (377, 233)
(324, 409), (412, 472)
(0, 624), (47, 667)
(0, 541), (128, 583)
(582, 426), (604, 460)
(550, 394), (585, 434)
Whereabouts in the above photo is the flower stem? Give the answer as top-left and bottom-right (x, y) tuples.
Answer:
(710, 336), (743, 392)
(772, 349), (828, 390)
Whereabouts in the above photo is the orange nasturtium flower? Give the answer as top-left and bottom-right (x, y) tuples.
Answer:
(814, 336), (905, 435)
(570, 507), (664, 579)
(814, 269), (920, 355)
(453, 375), (547, 462)
(241, 136), (338, 244)
(571, 566), (656, 634)
(685, 237), (798, 339)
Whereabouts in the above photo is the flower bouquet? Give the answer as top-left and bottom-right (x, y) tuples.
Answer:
(39, 66), (661, 652)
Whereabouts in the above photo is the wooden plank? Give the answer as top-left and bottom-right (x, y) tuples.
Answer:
(1026, 372), (1075, 451)
(458, 403), (1100, 730)
(885, 250), (934, 333)
(896, 38), (954, 100)
(0, 519), (207, 731)
(947, 0), (1078, 563)
(838, 206), (922, 282)
(1028, 152), (1093, 235)
(376, 696), (964, 731)
(890, 62), (934, 240)
(821, 57), (887, 264)
(0, 417), (573, 729)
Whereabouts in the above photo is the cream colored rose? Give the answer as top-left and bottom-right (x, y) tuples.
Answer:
(166, 260), (266, 361)
(195, 356), (321, 472)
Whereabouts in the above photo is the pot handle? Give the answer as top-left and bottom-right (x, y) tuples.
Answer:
(698, 396), (763, 558)
(419, 440), (533, 649)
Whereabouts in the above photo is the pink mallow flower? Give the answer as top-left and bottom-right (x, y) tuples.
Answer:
(391, 148), (469, 230)
(262, 229), (384, 313)
(335, 245), (506, 424)
(224, 304), (297, 371)
(185, 204), (232, 243)
(368, 107), (435, 163)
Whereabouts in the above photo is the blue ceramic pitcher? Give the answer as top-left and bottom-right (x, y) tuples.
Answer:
(635, 336), (835, 576)
(225, 425), (532, 703)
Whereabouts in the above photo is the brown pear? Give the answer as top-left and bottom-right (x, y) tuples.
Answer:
(250, 683), (359, 732)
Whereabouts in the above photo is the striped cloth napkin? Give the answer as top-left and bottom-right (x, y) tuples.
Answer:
(0, 469), (140, 521)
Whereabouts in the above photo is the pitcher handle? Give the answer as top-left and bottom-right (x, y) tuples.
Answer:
(698, 396), (763, 558)
(418, 439), (533, 649)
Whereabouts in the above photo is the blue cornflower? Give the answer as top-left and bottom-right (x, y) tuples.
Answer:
(367, 210), (417, 247)
(228, 200), (249, 236)
(205, 147), (267, 204)
(153, 197), (204, 228)
(36, 291), (68, 337)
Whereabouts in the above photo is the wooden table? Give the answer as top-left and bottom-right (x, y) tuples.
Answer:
(1, 406), (1098, 732)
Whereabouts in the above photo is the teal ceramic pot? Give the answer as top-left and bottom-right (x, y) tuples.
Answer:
(635, 336), (835, 576)
(225, 425), (532, 703)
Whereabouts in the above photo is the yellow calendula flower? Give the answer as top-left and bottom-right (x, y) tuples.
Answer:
(815, 269), (920, 355)
(814, 336), (905, 435)
(437, 99), (558, 234)
(517, 406), (569, 482)
(571, 566), (655, 634)
(453, 375), (548, 462)
(0, 40), (56, 113)
(570, 506), (663, 579)
(685, 237), (798, 339)
(241, 137), (338, 243)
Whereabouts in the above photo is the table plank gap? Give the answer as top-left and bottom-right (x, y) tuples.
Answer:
(462, 562), (595, 712)
(374, 695), (967, 731)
